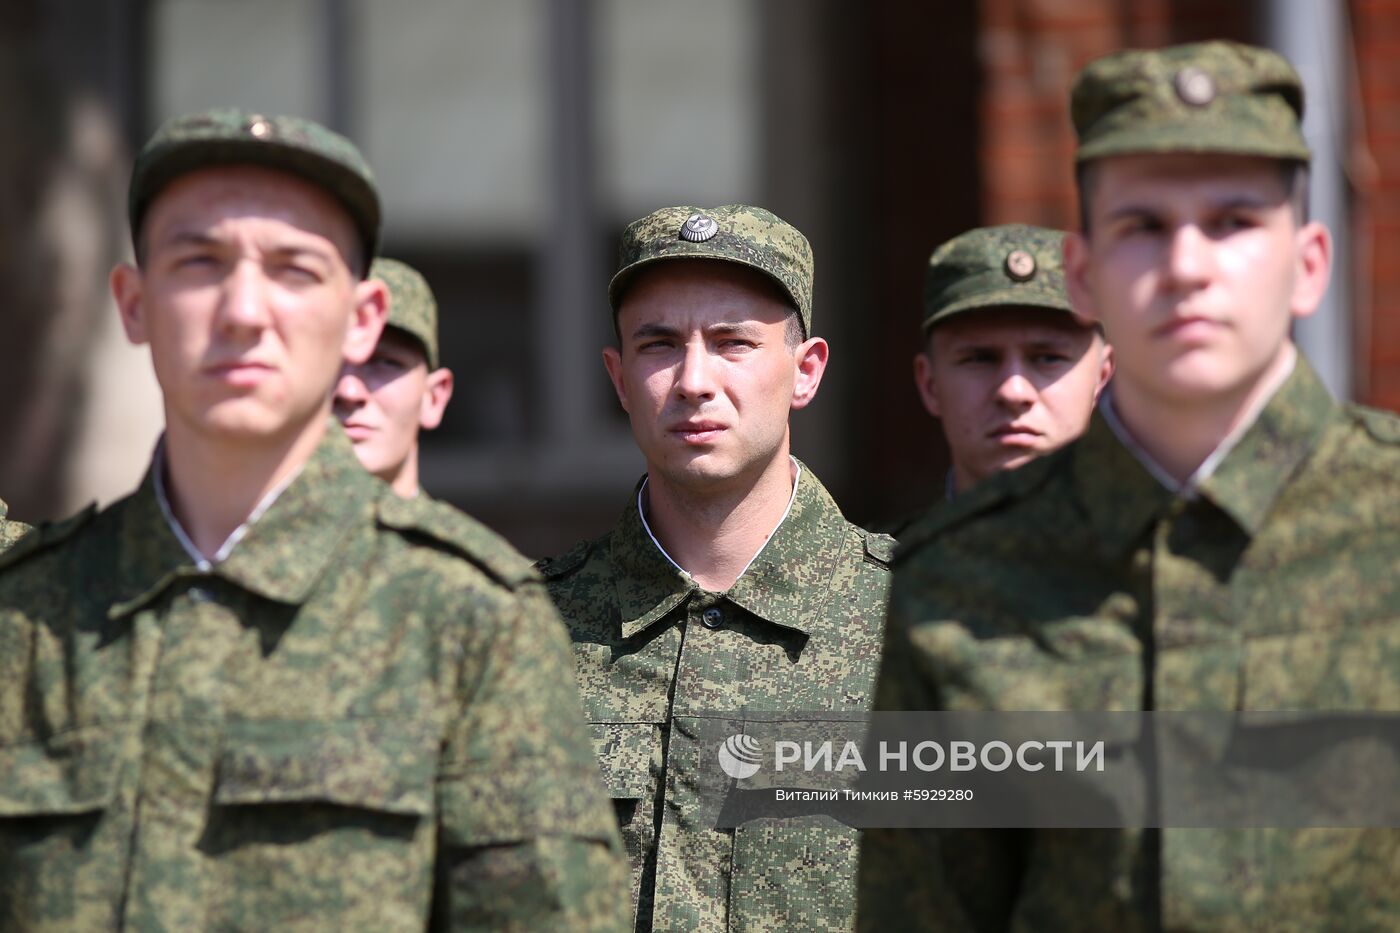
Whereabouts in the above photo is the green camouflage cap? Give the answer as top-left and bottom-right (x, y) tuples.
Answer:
(923, 224), (1075, 331)
(609, 204), (814, 336)
(1072, 41), (1310, 164)
(372, 257), (439, 368)
(129, 107), (381, 271)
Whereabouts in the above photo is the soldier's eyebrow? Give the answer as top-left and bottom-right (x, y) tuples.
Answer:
(705, 321), (766, 340)
(1102, 203), (1164, 224)
(159, 230), (225, 251)
(630, 322), (681, 341)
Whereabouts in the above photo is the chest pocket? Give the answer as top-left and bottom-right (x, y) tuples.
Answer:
(1241, 616), (1400, 710)
(212, 718), (437, 816)
(0, 725), (121, 818)
(591, 721), (660, 801)
(0, 725), (124, 919)
(590, 720), (662, 901)
(731, 816), (858, 931)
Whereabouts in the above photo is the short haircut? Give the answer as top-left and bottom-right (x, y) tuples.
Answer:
(1075, 159), (1310, 235)
(612, 261), (807, 349)
(923, 309), (1105, 356)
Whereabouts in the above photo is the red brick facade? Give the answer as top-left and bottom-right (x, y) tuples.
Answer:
(1353, 0), (1400, 409)
(978, 0), (1256, 230)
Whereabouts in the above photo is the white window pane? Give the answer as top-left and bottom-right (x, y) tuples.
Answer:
(599, 0), (759, 216)
(151, 0), (323, 127)
(356, 0), (545, 241)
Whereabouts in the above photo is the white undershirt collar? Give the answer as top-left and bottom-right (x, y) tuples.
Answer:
(1100, 346), (1297, 496)
(153, 439), (304, 571)
(637, 457), (803, 589)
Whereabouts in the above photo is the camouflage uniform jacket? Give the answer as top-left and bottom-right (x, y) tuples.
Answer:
(859, 357), (1400, 932)
(0, 425), (629, 932)
(540, 462), (894, 932)
(0, 498), (29, 550)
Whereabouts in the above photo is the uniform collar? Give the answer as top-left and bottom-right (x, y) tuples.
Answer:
(610, 461), (849, 640)
(1193, 354), (1335, 535)
(1076, 354), (1335, 558)
(109, 422), (376, 618)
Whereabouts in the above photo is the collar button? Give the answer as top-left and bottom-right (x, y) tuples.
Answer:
(701, 607), (724, 629)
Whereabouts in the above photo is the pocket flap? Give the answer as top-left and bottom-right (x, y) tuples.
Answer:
(214, 718), (436, 816)
(591, 722), (657, 799)
(0, 726), (120, 816)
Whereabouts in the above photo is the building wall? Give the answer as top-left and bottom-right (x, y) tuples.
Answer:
(977, 0), (1257, 232)
(1352, 0), (1400, 410)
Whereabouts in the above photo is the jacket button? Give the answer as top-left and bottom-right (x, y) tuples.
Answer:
(701, 607), (724, 629)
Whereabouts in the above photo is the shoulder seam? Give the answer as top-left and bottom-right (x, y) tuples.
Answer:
(376, 496), (537, 589)
(537, 539), (594, 581)
(0, 503), (98, 571)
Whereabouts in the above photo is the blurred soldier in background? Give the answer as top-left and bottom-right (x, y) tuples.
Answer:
(888, 223), (1111, 534)
(335, 256), (454, 498)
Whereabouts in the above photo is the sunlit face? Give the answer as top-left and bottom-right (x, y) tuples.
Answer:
(334, 328), (453, 491)
(113, 165), (385, 446)
(1066, 153), (1330, 411)
(917, 308), (1112, 491)
(602, 260), (827, 495)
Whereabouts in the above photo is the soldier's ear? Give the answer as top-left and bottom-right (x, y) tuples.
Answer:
(1093, 339), (1114, 402)
(913, 349), (942, 419)
(1062, 232), (1100, 325)
(112, 262), (149, 345)
(1290, 220), (1331, 321)
(419, 367), (454, 431)
(344, 276), (389, 365)
(790, 336), (828, 410)
(602, 347), (630, 412)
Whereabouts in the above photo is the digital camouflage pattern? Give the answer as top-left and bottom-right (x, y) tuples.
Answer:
(859, 358), (1400, 931)
(374, 257), (441, 368)
(129, 108), (381, 269)
(0, 499), (29, 551)
(0, 423), (630, 932)
(539, 464), (894, 932)
(608, 204), (816, 337)
(1072, 41), (1310, 163)
(922, 224), (1074, 331)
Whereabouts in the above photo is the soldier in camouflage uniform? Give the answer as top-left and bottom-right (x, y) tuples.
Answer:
(859, 41), (1400, 931)
(892, 224), (1111, 532)
(0, 497), (30, 550)
(539, 204), (893, 931)
(0, 108), (628, 932)
(335, 257), (455, 498)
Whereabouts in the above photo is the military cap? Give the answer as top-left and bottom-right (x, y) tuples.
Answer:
(609, 204), (815, 336)
(129, 107), (381, 270)
(372, 257), (439, 368)
(1072, 41), (1310, 163)
(923, 224), (1075, 331)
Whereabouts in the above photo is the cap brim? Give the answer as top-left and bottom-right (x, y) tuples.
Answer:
(924, 290), (1087, 331)
(130, 138), (381, 270)
(1076, 118), (1311, 164)
(609, 253), (807, 331)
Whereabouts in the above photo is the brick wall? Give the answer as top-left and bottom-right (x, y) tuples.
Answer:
(978, 0), (1257, 230)
(1352, 0), (1400, 409)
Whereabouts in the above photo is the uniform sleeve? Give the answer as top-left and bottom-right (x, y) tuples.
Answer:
(430, 580), (630, 932)
(855, 569), (1009, 933)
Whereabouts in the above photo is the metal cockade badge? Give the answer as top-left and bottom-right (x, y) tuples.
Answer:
(680, 213), (719, 242)
(1005, 248), (1037, 281)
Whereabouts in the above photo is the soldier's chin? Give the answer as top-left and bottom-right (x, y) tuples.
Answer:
(655, 452), (740, 487)
(191, 399), (321, 445)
